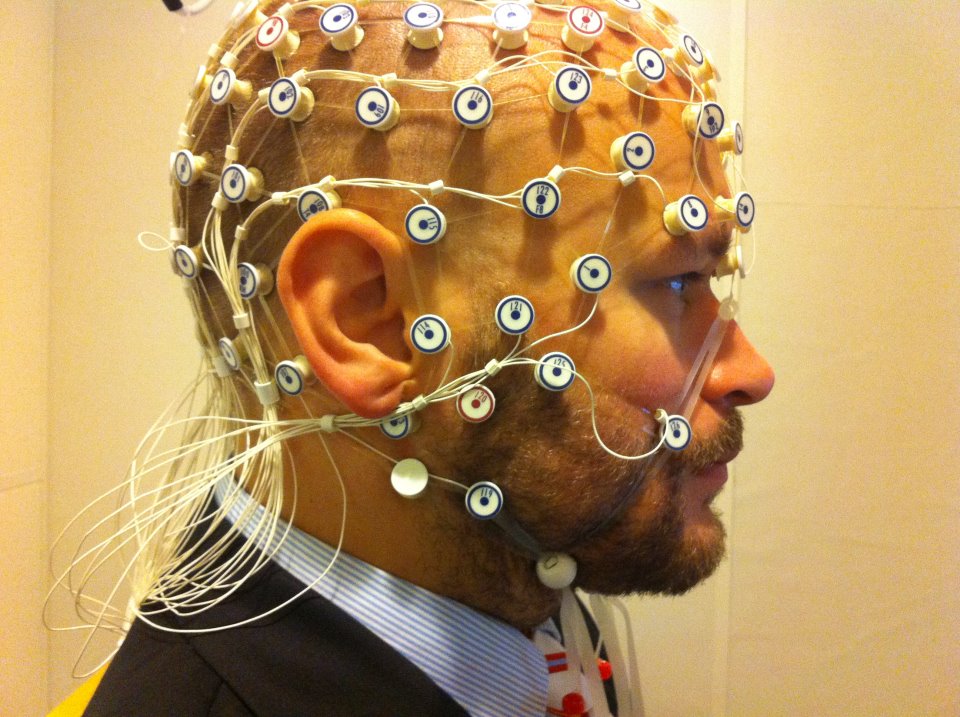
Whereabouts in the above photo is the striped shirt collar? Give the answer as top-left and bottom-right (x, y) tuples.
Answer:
(216, 480), (549, 717)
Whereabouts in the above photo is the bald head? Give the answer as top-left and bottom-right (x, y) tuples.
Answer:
(177, 0), (734, 366)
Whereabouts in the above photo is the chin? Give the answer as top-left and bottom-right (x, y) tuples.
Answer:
(571, 503), (727, 597)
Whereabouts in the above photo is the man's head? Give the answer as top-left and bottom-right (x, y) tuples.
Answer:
(166, 0), (773, 626)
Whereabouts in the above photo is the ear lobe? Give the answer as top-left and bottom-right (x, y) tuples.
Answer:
(277, 208), (414, 419)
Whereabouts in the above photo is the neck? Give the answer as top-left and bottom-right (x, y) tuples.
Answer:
(281, 435), (561, 631)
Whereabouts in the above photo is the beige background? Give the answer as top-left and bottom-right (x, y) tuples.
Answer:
(1, 1), (957, 715)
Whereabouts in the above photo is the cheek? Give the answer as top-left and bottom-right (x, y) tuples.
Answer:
(577, 320), (693, 413)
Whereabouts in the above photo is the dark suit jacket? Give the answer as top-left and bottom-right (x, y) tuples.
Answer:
(83, 533), (469, 716)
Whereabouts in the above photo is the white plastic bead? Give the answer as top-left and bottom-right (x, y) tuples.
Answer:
(536, 552), (577, 589)
(254, 379), (280, 406)
(391, 458), (429, 498)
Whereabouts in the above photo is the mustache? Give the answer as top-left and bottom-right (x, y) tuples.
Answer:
(666, 409), (744, 476)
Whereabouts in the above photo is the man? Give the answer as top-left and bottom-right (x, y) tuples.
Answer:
(72, 0), (773, 714)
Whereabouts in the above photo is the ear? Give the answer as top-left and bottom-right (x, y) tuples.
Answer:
(277, 208), (414, 419)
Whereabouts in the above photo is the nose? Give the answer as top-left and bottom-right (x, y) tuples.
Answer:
(700, 320), (775, 407)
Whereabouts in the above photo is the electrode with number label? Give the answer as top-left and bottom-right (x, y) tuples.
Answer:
(536, 352), (576, 391)
(255, 14), (300, 58)
(610, 131), (655, 171)
(714, 191), (755, 230)
(452, 85), (494, 128)
(380, 414), (420, 439)
(492, 1), (532, 49)
(238, 262), (274, 299)
(297, 187), (342, 222)
(275, 355), (316, 396)
(561, 5), (604, 52)
(718, 121), (744, 155)
(663, 194), (709, 235)
(682, 102), (725, 140)
(620, 46), (666, 90)
(456, 385), (496, 422)
(410, 314), (451, 353)
(404, 2), (444, 49)
(355, 86), (400, 131)
(570, 254), (612, 293)
(521, 178), (561, 219)
(220, 164), (264, 203)
(266, 77), (314, 121)
(495, 295), (535, 335)
(465, 481), (504, 519)
(548, 65), (592, 112)
(319, 3), (364, 51)
(209, 67), (252, 106)
(405, 204), (447, 244)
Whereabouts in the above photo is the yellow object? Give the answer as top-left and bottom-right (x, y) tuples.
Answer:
(47, 664), (108, 717)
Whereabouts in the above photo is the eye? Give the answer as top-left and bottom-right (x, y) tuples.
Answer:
(666, 272), (702, 296)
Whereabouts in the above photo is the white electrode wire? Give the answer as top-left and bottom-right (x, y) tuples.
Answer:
(46, 367), (212, 597)
(590, 594), (645, 717)
(502, 357), (666, 461)
(138, 230), (174, 252)
(513, 295), (599, 358)
(133, 432), (348, 636)
(333, 428), (470, 493)
(560, 588), (612, 717)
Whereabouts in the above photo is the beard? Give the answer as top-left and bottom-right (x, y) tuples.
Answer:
(439, 328), (744, 597)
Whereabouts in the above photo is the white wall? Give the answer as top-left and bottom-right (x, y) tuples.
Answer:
(37, 1), (960, 714)
(0, 3), (54, 716)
